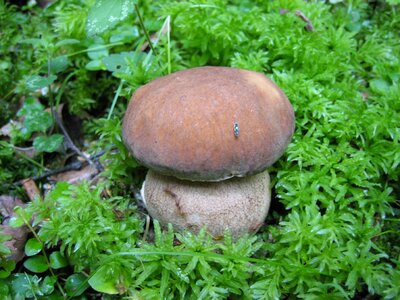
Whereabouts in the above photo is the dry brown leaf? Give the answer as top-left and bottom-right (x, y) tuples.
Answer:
(0, 196), (29, 263)
(22, 178), (42, 201)
(2, 225), (29, 262)
(0, 196), (25, 218)
(14, 146), (38, 158)
(0, 121), (21, 137)
(50, 164), (99, 184)
(294, 10), (315, 32)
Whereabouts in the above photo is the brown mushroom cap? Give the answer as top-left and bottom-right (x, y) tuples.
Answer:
(143, 169), (271, 238)
(123, 66), (295, 181)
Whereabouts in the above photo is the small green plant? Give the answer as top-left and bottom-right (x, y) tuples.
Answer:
(0, 231), (15, 281)
(10, 97), (64, 153)
(7, 181), (142, 296)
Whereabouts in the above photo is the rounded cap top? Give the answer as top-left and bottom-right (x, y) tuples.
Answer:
(122, 66), (295, 181)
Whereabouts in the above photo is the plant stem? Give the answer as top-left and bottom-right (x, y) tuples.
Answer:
(107, 80), (125, 120)
(167, 15), (171, 74)
(12, 146), (46, 170)
(20, 213), (67, 298)
(55, 72), (75, 109)
(47, 55), (56, 125)
(135, 4), (157, 56)
(24, 272), (39, 300)
(67, 42), (123, 58)
(52, 108), (95, 167)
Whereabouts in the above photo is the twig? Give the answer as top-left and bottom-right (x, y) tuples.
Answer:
(52, 108), (95, 167)
(12, 146), (46, 170)
(294, 10), (314, 32)
(14, 146), (114, 185)
(22, 179), (41, 201)
(18, 161), (83, 183)
(135, 4), (157, 56)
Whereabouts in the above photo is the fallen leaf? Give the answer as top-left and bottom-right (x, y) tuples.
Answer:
(0, 196), (25, 218)
(294, 10), (315, 32)
(2, 225), (29, 262)
(0, 196), (29, 263)
(50, 164), (99, 184)
(14, 146), (38, 158)
(279, 8), (290, 15)
(21, 179), (42, 201)
(0, 121), (21, 137)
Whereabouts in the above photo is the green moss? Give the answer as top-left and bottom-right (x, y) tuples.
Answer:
(0, 0), (399, 298)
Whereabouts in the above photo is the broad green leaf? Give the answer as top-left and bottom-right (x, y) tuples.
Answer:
(369, 79), (390, 94)
(11, 273), (32, 298)
(87, 43), (109, 60)
(8, 217), (25, 228)
(49, 251), (68, 269)
(0, 61), (11, 70)
(8, 216), (25, 228)
(85, 59), (105, 71)
(86, 0), (135, 37)
(23, 255), (49, 273)
(48, 56), (69, 74)
(88, 268), (118, 294)
(40, 276), (56, 295)
(11, 273), (55, 298)
(17, 97), (44, 117)
(33, 134), (64, 153)
(109, 25), (139, 43)
(26, 74), (57, 91)
(0, 260), (15, 279)
(103, 52), (138, 73)
(24, 238), (43, 256)
(0, 280), (9, 295)
(24, 110), (53, 133)
(65, 274), (89, 297)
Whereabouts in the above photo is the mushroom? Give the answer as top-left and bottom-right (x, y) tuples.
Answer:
(142, 169), (271, 237)
(123, 66), (295, 237)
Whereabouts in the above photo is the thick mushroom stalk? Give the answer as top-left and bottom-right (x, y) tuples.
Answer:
(142, 170), (271, 238)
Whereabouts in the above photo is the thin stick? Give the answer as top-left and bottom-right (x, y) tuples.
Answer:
(135, 4), (157, 56)
(22, 161), (83, 183)
(14, 146), (113, 185)
(52, 108), (94, 166)
(294, 10), (314, 32)
(12, 148), (46, 170)
(67, 42), (123, 58)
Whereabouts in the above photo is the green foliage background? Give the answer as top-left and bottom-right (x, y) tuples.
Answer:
(0, 0), (399, 299)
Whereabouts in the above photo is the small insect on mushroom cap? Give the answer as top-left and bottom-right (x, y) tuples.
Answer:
(233, 122), (240, 138)
(122, 66), (295, 182)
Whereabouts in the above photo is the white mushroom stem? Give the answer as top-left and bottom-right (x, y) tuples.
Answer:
(142, 170), (271, 238)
